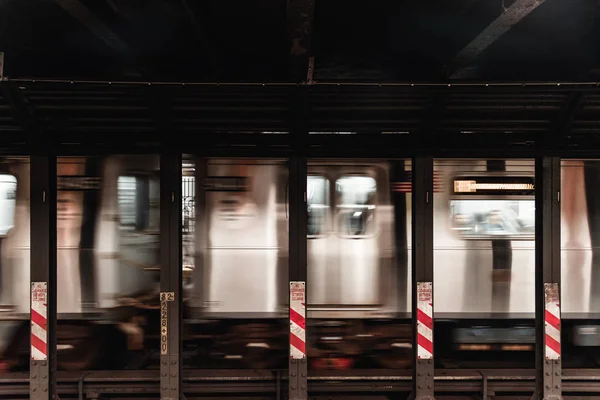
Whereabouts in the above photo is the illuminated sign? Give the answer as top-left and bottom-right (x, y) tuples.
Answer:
(452, 176), (535, 196)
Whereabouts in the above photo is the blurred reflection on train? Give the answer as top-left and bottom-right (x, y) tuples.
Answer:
(4, 156), (600, 371)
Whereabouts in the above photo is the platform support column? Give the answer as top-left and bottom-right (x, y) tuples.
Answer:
(289, 156), (308, 400)
(535, 156), (563, 400)
(30, 156), (58, 400)
(160, 153), (183, 400)
(411, 155), (435, 400)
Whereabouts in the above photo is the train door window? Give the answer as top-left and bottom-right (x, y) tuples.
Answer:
(0, 175), (17, 237)
(307, 175), (330, 237)
(335, 176), (377, 237)
(118, 176), (150, 231)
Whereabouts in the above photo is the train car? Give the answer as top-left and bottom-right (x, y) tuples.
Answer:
(181, 158), (413, 369)
(183, 158), (290, 368)
(432, 159), (537, 367)
(2, 156), (600, 371)
(0, 155), (162, 371)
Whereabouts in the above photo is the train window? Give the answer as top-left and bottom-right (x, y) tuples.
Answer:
(307, 176), (330, 237)
(118, 176), (150, 231)
(449, 200), (535, 240)
(0, 175), (17, 237)
(335, 176), (377, 237)
(182, 175), (195, 234)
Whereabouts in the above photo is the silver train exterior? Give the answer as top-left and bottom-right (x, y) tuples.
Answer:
(0, 156), (599, 369)
(188, 159), (409, 319)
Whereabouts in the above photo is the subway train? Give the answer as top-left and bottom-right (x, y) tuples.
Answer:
(0, 156), (599, 371)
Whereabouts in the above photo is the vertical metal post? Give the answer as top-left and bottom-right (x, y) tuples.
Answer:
(535, 156), (563, 400)
(0, 52), (4, 80)
(411, 155), (435, 400)
(30, 156), (57, 400)
(289, 156), (308, 400)
(192, 157), (208, 313)
(390, 160), (409, 313)
(160, 153), (183, 400)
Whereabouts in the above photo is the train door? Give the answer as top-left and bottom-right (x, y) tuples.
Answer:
(307, 168), (334, 305)
(307, 163), (382, 307)
(334, 167), (381, 306)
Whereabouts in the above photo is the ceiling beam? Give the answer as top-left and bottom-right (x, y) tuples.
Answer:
(286, 0), (316, 82)
(180, 0), (218, 77)
(54, 0), (130, 54)
(555, 69), (600, 140)
(449, 0), (546, 79)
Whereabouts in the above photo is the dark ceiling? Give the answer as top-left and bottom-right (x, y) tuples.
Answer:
(0, 0), (599, 82)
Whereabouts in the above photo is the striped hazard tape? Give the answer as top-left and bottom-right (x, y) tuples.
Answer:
(417, 282), (433, 360)
(290, 281), (306, 359)
(31, 282), (48, 361)
(544, 283), (561, 360)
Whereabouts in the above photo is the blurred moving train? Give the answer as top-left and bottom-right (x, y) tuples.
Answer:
(0, 156), (599, 371)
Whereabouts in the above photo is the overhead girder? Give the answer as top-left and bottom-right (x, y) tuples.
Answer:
(179, 0), (218, 78)
(54, 0), (131, 54)
(555, 69), (600, 141)
(0, 64), (43, 140)
(286, 0), (316, 82)
(449, 0), (547, 79)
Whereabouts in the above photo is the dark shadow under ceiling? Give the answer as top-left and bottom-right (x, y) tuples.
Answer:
(0, 0), (598, 82)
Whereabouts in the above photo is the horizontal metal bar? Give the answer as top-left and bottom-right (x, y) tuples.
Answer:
(2, 369), (600, 398)
(1, 368), (600, 383)
(7, 78), (600, 88)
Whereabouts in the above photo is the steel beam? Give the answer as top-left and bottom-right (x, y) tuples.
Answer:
(180, 0), (218, 78)
(0, 79), (42, 137)
(411, 155), (435, 400)
(286, 0), (316, 81)
(556, 92), (585, 141)
(288, 156), (308, 400)
(30, 156), (58, 400)
(159, 153), (183, 399)
(554, 69), (600, 141)
(54, 0), (130, 54)
(449, 0), (547, 79)
(534, 156), (562, 400)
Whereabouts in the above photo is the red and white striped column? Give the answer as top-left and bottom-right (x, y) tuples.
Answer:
(290, 281), (306, 359)
(30, 282), (48, 361)
(417, 282), (433, 359)
(544, 283), (561, 360)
